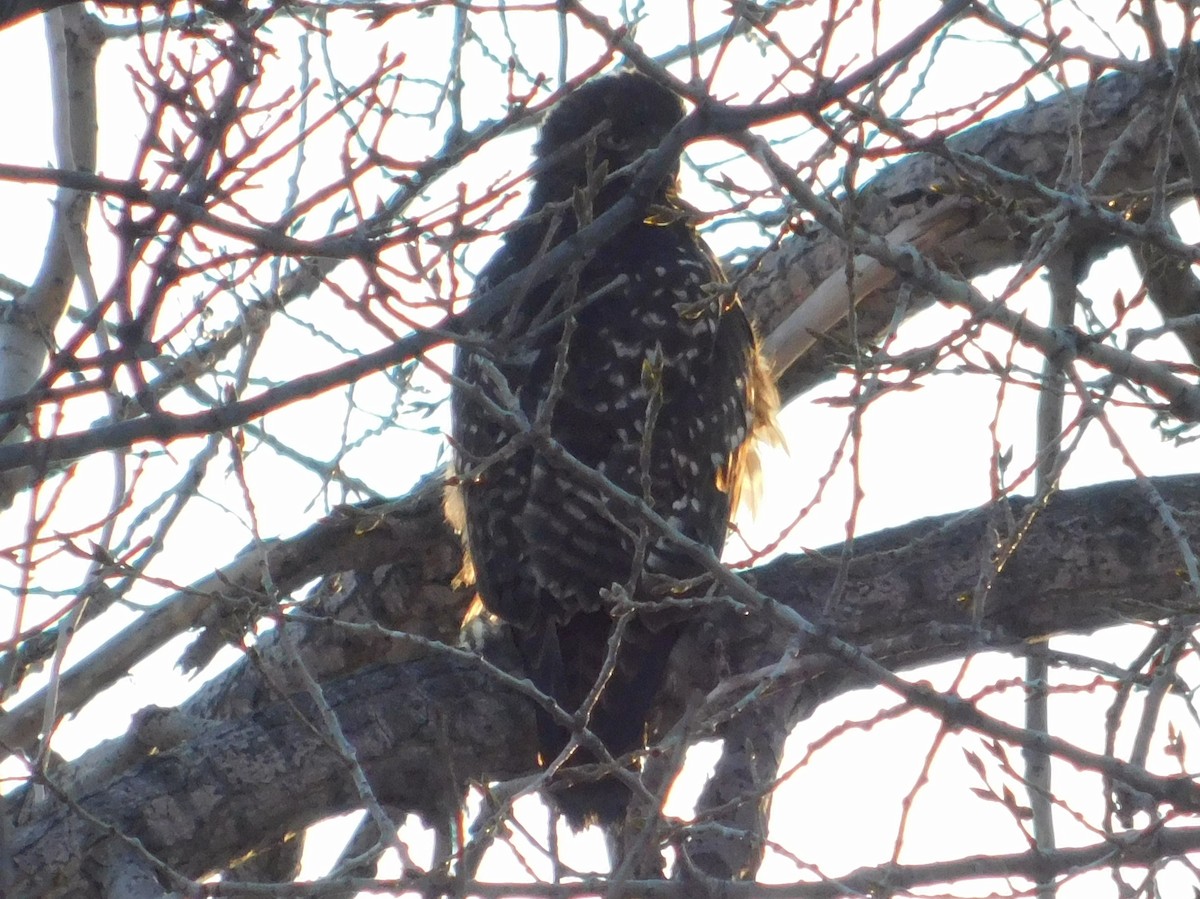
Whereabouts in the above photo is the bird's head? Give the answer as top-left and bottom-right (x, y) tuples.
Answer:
(533, 71), (686, 204)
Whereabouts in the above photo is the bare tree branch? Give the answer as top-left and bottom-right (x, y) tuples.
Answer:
(12, 473), (1200, 895)
(6, 5), (1200, 896)
(746, 39), (1200, 397)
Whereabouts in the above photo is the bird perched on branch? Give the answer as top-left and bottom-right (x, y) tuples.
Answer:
(450, 70), (778, 828)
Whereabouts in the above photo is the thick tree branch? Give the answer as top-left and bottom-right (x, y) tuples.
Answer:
(744, 40), (1200, 398)
(0, 6), (99, 502)
(10, 655), (534, 896)
(12, 473), (1200, 894)
(0, 475), (460, 754)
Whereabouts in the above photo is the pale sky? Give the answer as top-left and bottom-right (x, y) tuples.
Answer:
(3, 2), (1200, 895)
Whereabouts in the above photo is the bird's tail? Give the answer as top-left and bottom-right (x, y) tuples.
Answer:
(516, 610), (683, 829)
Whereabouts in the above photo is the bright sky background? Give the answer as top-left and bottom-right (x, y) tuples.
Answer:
(4, 1), (1200, 895)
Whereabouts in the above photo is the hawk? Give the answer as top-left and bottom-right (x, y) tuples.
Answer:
(450, 71), (778, 827)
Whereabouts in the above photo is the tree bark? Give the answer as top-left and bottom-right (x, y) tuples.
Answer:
(744, 44), (1198, 398)
(11, 473), (1200, 895)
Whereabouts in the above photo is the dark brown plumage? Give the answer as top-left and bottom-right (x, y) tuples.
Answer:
(450, 71), (778, 827)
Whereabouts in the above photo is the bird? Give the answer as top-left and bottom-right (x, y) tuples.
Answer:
(449, 70), (779, 828)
